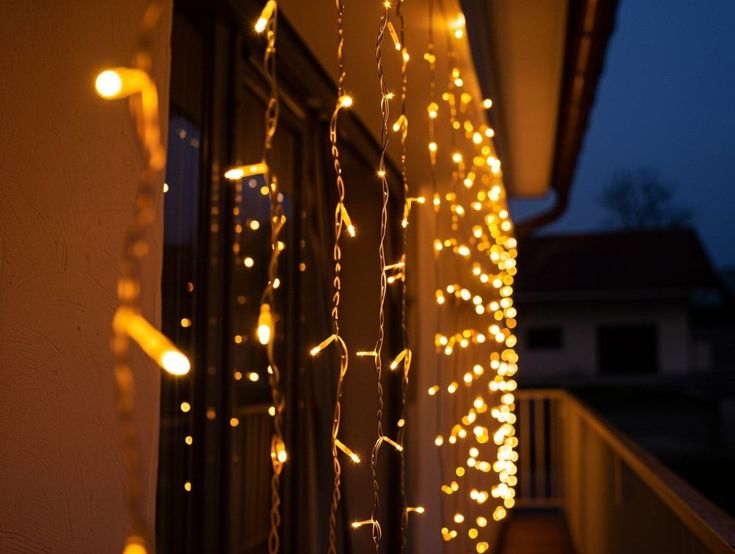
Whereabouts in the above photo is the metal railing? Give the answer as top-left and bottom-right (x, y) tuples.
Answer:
(515, 389), (735, 554)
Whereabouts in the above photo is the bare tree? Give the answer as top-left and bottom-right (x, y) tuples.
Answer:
(599, 169), (693, 229)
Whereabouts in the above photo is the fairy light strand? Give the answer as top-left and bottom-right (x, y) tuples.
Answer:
(365, 2), (392, 550)
(95, 2), (192, 553)
(424, 1), (519, 551)
(225, 2), (286, 552)
(392, 0), (416, 552)
(257, 4), (287, 553)
(321, 0), (358, 551)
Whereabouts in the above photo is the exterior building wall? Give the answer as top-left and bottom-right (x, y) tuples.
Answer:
(516, 299), (690, 380)
(0, 2), (172, 552)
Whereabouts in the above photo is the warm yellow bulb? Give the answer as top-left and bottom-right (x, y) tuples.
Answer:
(123, 535), (148, 554)
(271, 436), (288, 464)
(95, 67), (152, 100)
(339, 95), (354, 108)
(161, 351), (191, 376)
(255, 0), (276, 33)
(429, 142), (438, 153)
(483, 98), (493, 109)
(96, 70), (123, 98)
(257, 303), (273, 345)
(114, 308), (190, 376)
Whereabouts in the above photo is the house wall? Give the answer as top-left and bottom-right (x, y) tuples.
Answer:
(0, 2), (171, 552)
(515, 299), (690, 379)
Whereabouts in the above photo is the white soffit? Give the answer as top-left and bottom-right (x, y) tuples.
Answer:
(487, 0), (568, 198)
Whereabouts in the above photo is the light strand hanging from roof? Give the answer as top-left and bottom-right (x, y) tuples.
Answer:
(306, 0), (360, 551)
(391, 0), (427, 551)
(94, 2), (191, 553)
(224, 2), (287, 552)
(424, 1), (520, 551)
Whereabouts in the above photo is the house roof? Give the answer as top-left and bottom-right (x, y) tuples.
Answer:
(516, 229), (721, 300)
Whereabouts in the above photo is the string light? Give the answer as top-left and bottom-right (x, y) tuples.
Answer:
(361, 2), (397, 550)
(316, 0), (359, 550)
(96, 3), (184, 553)
(422, 2), (520, 550)
(225, 2), (286, 551)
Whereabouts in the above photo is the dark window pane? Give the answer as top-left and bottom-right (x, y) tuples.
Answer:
(527, 326), (563, 350)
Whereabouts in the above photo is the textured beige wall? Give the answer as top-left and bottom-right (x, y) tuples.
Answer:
(0, 1), (171, 551)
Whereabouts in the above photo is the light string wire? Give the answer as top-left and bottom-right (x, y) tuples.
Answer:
(366, 1), (393, 550)
(423, 2), (449, 550)
(225, 2), (286, 552)
(392, 1), (416, 552)
(257, 4), (287, 553)
(423, 2), (519, 551)
(322, 0), (358, 550)
(94, 2), (191, 553)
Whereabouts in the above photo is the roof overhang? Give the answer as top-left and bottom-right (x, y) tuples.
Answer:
(463, 0), (619, 230)
(279, 0), (618, 224)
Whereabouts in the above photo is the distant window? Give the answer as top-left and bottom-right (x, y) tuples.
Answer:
(527, 326), (563, 350)
(597, 324), (658, 374)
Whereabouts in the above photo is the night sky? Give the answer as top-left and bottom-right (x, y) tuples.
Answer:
(510, 0), (735, 268)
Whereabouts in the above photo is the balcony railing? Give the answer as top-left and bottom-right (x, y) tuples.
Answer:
(515, 389), (735, 554)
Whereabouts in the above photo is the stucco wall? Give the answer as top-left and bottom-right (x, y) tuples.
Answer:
(516, 299), (690, 379)
(0, 2), (171, 551)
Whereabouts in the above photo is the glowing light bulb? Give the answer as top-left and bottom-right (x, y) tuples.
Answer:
(114, 308), (190, 376)
(123, 535), (148, 554)
(95, 70), (123, 98)
(224, 162), (268, 181)
(271, 436), (288, 464)
(255, 0), (276, 33)
(339, 95), (354, 108)
(335, 438), (361, 463)
(95, 68), (153, 100)
(257, 303), (273, 345)
(483, 98), (493, 109)
(310, 334), (337, 356)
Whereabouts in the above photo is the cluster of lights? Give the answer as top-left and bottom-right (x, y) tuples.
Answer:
(99, 0), (519, 551)
(95, 2), (191, 553)
(423, 3), (519, 553)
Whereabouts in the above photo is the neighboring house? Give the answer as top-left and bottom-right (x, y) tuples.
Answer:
(515, 228), (733, 382)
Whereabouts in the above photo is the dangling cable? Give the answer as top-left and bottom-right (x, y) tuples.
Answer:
(318, 0), (359, 551)
(95, 3), (191, 553)
(225, 3), (286, 552)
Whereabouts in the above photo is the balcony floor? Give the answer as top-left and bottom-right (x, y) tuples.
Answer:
(499, 509), (575, 554)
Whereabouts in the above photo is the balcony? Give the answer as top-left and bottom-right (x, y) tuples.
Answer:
(504, 389), (735, 554)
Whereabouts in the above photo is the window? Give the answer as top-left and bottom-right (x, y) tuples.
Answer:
(157, 2), (403, 552)
(527, 326), (564, 350)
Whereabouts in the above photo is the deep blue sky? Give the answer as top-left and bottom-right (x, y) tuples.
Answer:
(510, 0), (735, 268)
